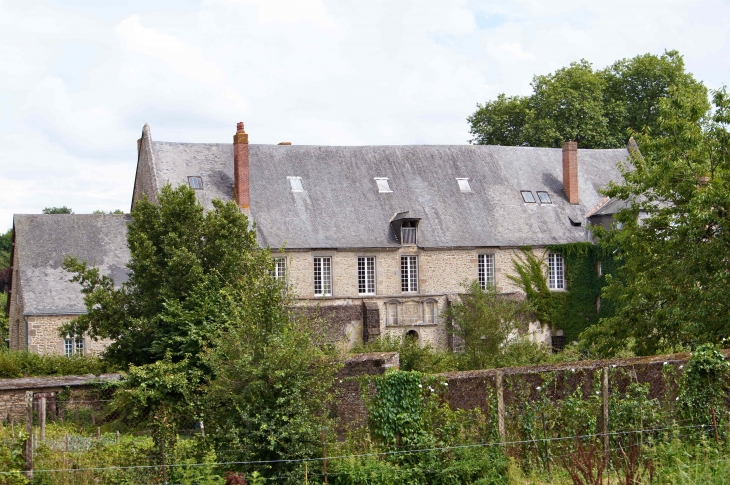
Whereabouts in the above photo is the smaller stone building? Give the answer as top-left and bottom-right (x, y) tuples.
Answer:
(6, 215), (129, 355)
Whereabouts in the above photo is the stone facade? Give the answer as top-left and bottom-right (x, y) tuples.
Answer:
(277, 246), (555, 348)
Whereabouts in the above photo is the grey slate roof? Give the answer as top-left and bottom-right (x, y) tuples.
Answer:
(150, 139), (629, 249)
(14, 214), (130, 315)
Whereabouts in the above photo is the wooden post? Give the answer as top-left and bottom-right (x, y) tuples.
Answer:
(116, 431), (120, 443)
(24, 391), (33, 481)
(160, 439), (167, 484)
(40, 396), (46, 441)
(11, 417), (15, 438)
(65, 433), (69, 452)
(496, 371), (505, 443)
(711, 408), (720, 444)
(602, 367), (610, 464)
(200, 420), (205, 438)
(322, 428), (328, 484)
(97, 427), (101, 440)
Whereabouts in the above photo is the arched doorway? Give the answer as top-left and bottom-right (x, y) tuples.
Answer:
(405, 329), (419, 341)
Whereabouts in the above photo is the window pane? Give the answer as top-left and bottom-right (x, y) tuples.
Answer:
(537, 191), (552, 203)
(314, 257), (332, 296)
(387, 303), (399, 326)
(358, 257), (376, 295)
(478, 254), (495, 289)
(401, 256), (418, 292)
(548, 253), (564, 289)
(75, 337), (84, 356)
(521, 191), (536, 203)
(187, 176), (203, 189)
(64, 337), (73, 358)
(271, 258), (286, 281)
(375, 178), (391, 193)
(456, 178), (471, 192)
(288, 176), (304, 192)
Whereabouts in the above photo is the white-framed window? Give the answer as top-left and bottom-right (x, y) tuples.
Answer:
(478, 254), (496, 289)
(271, 257), (286, 281)
(401, 255), (418, 292)
(358, 257), (376, 295)
(313, 257), (332, 296)
(456, 178), (472, 192)
(288, 176), (304, 192)
(400, 221), (417, 245)
(64, 334), (84, 357)
(424, 300), (437, 324)
(548, 252), (565, 290)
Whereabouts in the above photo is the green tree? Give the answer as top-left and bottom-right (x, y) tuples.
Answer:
(468, 51), (706, 148)
(42, 206), (73, 214)
(62, 184), (281, 368)
(582, 85), (730, 356)
(445, 281), (533, 370)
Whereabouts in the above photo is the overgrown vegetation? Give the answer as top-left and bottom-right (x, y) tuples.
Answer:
(0, 351), (113, 378)
(350, 334), (458, 373)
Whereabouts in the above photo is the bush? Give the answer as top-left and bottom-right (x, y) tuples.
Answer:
(0, 351), (114, 378)
(350, 334), (458, 373)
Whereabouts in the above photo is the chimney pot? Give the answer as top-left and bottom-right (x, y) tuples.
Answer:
(278, 142), (292, 145)
(233, 122), (250, 209)
(562, 141), (579, 204)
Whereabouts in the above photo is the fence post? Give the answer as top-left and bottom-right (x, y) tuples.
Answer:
(602, 367), (609, 465)
(24, 391), (33, 481)
(496, 371), (505, 443)
(322, 428), (328, 485)
(40, 396), (46, 441)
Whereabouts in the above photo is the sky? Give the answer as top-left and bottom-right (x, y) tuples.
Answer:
(1, 0), (729, 230)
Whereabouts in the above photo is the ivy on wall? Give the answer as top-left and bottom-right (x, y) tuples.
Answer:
(512, 243), (617, 343)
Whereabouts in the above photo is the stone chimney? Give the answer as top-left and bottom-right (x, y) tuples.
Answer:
(233, 122), (250, 209)
(562, 141), (578, 204)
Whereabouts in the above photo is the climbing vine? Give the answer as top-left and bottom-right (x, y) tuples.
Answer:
(676, 343), (730, 428)
(510, 243), (617, 343)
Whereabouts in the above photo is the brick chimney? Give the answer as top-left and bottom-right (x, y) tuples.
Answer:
(562, 141), (578, 204)
(233, 122), (250, 209)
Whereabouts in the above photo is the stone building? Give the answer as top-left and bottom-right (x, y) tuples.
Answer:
(6, 122), (628, 355)
(6, 215), (128, 354)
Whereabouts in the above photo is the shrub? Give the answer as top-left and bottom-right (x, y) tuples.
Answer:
(0, 351), (113, 378)
(350, 334), (458, 373)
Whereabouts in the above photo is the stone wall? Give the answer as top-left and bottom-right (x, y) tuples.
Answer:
(280, 246), (551, 349)
(26, 315), (110, 356)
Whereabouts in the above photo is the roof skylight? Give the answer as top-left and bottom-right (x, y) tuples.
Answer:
(521, 191), (536, 203)
(288, 176), (304, 192)
(188, 176), (203, 190)
(375, 178), (392, 193)
(537, 191), (552, 204)
(456, 178), (471, 192)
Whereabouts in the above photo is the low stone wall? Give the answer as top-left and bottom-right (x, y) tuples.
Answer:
(0, 374), (120, 421)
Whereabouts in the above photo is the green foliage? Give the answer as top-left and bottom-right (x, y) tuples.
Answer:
(92, 209), (125, 214)
(350, 334), (458, 373)
(587, 86), (730, 355)
(42, 206), (73, 214)
(0, 228), (11, 267)
(469, 50), (706, 149)
(201, 287), (340, 479)
(337, 369), (508, 484)
(62, 184), (280, 369)
(445, 281), (533, 370)
(677, 344), (730, 427)
(0, 350), (112, 378)
(509, 245), (615, 346)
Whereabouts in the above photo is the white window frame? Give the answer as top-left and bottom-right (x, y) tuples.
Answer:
(401, 255), (418, 293)
(456, 178), (472, 192)
(478, 254), (496, 289)
(64, 334), (84, 357)
(548, 252), (565, 290)
(271, 257), (286, 282)
(357, 256), (376, 295)
(313, 256), (332, 296)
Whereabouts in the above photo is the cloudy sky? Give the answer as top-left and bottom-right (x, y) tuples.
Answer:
(1, 0), (729, 230)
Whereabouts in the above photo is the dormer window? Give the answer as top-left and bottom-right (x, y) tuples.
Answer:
(456, 178), (472, 192)
(375, 177), (392, 193)
(390, 211), (421, 246)
(288, 176), (304, 192)
(188, 176), (203, 189)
